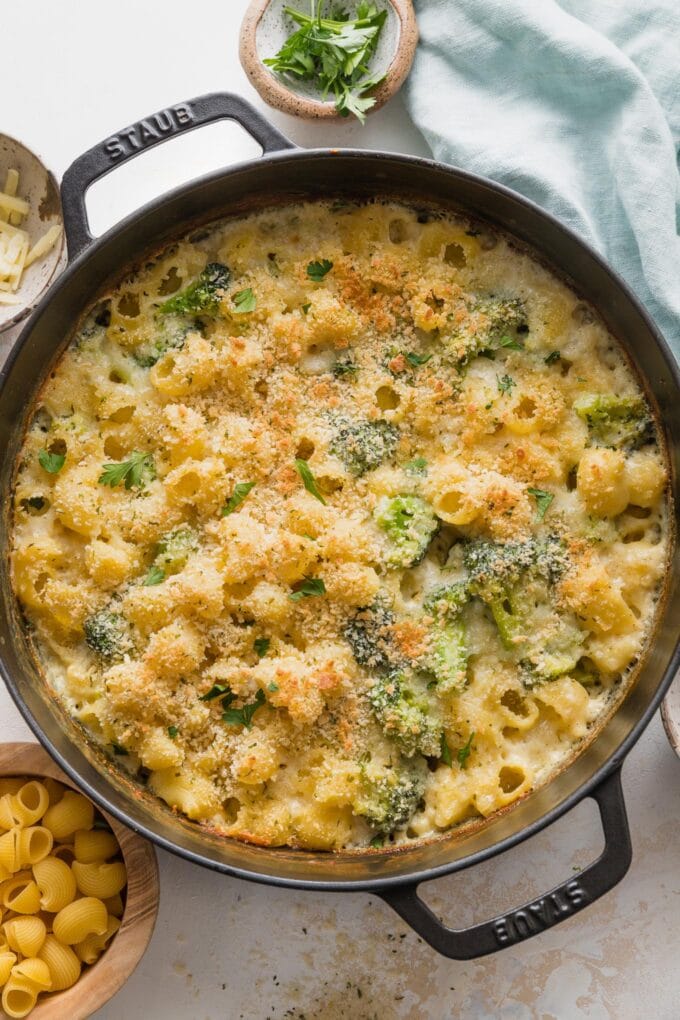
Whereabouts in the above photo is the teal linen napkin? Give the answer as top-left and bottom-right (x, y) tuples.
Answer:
(403, 0), (680, 351)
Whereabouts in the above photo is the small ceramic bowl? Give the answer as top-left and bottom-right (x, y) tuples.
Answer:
(239, 0), (418, 119)
(0, 135), (65, 335)
(0, 742), (159, 1020)
(661, 676), (680, 759)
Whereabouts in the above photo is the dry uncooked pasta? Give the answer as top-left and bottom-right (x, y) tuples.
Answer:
(0, 777), (125, 1017)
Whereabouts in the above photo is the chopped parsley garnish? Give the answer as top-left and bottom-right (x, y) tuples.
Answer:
(457, 732), (475, 769)
(38, 449), (65, 474)
(544, 350), (561, 365)
(98, 451), (156, 491)
(405, 351), (432, 367)
(498, 335), (524, 351)
(527, 487), (555, 521)
(233, 287), (256, 313)
(333, 352), (358, 378)
(404, 456), (427, 475)
(223, 688), (266, 729)
(301, 302), (311, 315)
(289, 577), (326, 602)
(21, 496), (46, 513)
(497, 374), (516, 396)
(200, 683), (230, 702)
(111, 742), (128, 756)
(307, 259), (333, 282)
(263, 5), (387, 124)
(268, 681), (279, 692)
(440, 732), (453, 768)
(221, 481), (255, 516)
(167, 725), (179, 739)
(254, 637), (271, 657)
(294, 458), (327, 505)
(369, 835), (384, 848)
(143, 565), (165, 586)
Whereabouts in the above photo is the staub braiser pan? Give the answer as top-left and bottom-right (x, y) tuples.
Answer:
(1, 94), (679, 959)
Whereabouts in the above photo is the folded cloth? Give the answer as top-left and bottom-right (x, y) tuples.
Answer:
(403, 0), (680, 352)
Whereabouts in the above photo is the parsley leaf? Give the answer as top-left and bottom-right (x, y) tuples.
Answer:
(221, 481), (255, 516)
(263, 5), (387, 124)
(544, 350), (561, 365)
(294, 458), (327, 505)
(405, 351), (432, 367)
(233, 288), (256, 313)
(267, 681), (279, 692)
(168, 725), (179, 739)
(497, 374), (516, 396)
(498, 335), (524, 351)
(289, 577), (326, 602)
(457, 732), (475, 769)
(38, 449), (65, 474)
(301, 302), (311, 315)
(98, 451), (156, 491)
(254, 637), (270, 657)
(143, 565), (165, 586)
(440, 732), (453, 768)
(369, 835), (384, 848)
(223, 688), (266, 729)
(527, 486), (555, 521)
(307, 259), (333, 282)
(200, 684), (230, 702)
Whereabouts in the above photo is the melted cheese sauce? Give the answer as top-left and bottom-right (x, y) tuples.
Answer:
(10, 202), (669, 850)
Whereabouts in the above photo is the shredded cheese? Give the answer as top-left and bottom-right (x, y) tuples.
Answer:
(0, 167), (62, 305)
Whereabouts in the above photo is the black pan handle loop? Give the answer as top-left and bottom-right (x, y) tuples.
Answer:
(60, 92), (295, 260)
(379, 766), (631, 959)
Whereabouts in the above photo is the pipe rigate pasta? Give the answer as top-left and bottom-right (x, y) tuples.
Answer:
(10, 785), (49, 829)
(10, 200), (670, 852)
(2, 976), (38, 1019)
(52, 897), (108, 945)
(32, 857), (77, 912)
(71, 861), (127, 900)
(73, 829), (118, 864)
(74, 914), (120, 965)
(37, 935), (81, 992)
(3, 917), (46, 957)
(41, 792), (94, 841)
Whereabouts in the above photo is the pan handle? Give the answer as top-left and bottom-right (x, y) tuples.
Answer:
(379, 766), (631, 959)
(60, 92), (295, 260)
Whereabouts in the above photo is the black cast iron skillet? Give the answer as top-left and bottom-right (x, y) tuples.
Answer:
(1, 93), (679, 960)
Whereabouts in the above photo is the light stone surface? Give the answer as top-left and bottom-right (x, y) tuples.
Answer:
(1, 2), (679, 1017)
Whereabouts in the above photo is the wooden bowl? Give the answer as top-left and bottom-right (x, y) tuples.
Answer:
(0, 136), (65, 335)
(0, 743), (159, 1020)
(239, 0), (418, 120)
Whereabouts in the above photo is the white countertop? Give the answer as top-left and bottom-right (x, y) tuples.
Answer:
(2, 3), (679, 1017)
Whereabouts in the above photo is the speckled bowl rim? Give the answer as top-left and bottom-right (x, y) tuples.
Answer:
(0, 133), (65, 334)
(661, 684), (680, 758)
(239, 0), (419, 120)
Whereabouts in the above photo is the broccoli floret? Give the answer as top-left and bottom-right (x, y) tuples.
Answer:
(368, 669), (443, 758)
(332, 350), (358, 378)
(84, 610), (132, 660)
(422, 582), (470, 694)
(463, 538), (582, 682)
(354, 753), (427, 833)
(133, 315), (197, 368)
(445, 296), (528, 366)
(574, 393), (654, 450)
(154, 526), (198, 575)
(330, 418), (399, 476)
(343, 601), (401, 673)
(374, 495), (439, 568)
(159, 262), (230, 317)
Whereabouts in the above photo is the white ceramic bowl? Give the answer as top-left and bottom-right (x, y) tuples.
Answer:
(0, 134), (65, 334)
